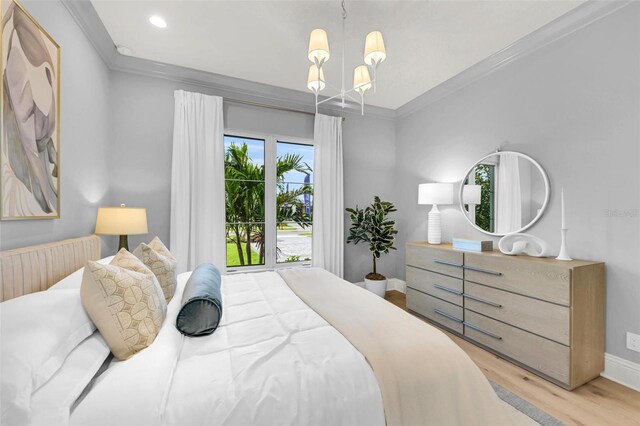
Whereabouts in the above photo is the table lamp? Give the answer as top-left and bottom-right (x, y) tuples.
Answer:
(418, 183), (453, 244)
(95, 204), (148, 251)
(462, 184), (482, 223)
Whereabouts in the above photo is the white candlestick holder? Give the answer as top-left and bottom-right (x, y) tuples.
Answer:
(556, 228), (572, 261)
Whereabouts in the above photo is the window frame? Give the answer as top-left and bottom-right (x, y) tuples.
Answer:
(224, 129), (314, 273)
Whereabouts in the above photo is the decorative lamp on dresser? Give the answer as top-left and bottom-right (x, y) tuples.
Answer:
(405, 242), (605, 390)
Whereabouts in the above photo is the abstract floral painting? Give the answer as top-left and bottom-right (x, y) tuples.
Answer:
(1, 0), (59, 220)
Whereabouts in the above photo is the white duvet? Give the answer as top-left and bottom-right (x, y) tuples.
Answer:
(71, 271), (385, 426)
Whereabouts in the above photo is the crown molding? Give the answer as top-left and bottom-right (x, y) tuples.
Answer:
(60, 0), (396, 120)
(395, 0), (634, 119)
(63, 0), (632, 122)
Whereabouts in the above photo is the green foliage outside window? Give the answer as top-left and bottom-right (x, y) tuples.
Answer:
(474, 164), (495, 233)
(225, 143), (313, 266)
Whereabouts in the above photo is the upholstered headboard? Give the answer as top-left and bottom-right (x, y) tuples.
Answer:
(0, 235), (101, 302)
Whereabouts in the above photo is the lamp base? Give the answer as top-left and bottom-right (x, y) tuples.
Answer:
(118, 235), (129, 252)
(428, 204), (442, 245)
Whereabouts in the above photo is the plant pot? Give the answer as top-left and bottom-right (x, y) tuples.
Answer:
(365, 277), (387, 298)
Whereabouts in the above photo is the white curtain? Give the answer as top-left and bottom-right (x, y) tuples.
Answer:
(496, 153), (522, 234)
(170, 90), (226, 273)
(312, 114), (344, 277)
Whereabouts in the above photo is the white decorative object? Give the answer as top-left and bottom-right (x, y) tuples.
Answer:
(556, 188), (573, 261)
(306, 1), (386, 115)
(498, 233), (552, 257)
(556, 229), (572, 261)
(364, 277), (387, 298)
(418, 183), (453, 245)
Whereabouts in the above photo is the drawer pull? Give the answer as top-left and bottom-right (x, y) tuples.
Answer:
(434, 309), (463, 323)
(434, 259), (464, 268)
(434, 284), (463, 296)
(464, 322), (502, 340)
(463, 265), (502, 276)
(463, 293), (502, 308)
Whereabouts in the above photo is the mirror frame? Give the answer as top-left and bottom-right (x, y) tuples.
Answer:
(458, 151), (550, 237)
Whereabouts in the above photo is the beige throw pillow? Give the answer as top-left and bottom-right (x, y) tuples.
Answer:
(133, 237), (177, 303)
(80, 249), (167, 360)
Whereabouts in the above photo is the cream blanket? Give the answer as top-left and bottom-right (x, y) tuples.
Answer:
(278, 267), (535, 426)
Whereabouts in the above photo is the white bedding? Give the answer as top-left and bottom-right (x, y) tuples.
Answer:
(71, 271), (385, 425)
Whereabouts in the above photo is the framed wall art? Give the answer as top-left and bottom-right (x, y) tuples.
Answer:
(1, 0), (60, 220)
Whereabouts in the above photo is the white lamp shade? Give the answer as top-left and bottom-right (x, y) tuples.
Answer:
(308, 28), (330, 64)
(463, 184), (482, 205)
(418, 183), (453, 205)
(353, 65), (372, 94)
(364, 31), (386, 66)
(95, 205), (148, 235)
(307, 65), (325, 92)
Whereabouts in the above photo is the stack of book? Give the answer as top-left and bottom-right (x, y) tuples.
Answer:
(452, 238), (493, 252)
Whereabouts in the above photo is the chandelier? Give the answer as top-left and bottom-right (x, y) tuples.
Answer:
(306, 1), (387, 115)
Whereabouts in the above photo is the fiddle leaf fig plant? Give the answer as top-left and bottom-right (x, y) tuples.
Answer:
(346, 196), (398, 281)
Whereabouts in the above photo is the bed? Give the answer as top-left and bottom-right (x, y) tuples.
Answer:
(0, 236), (534, 425)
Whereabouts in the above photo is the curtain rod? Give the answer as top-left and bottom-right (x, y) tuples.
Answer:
(224, 98), (345, 121)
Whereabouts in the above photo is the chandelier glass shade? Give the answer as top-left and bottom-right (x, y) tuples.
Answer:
(306, 1), (386, 115)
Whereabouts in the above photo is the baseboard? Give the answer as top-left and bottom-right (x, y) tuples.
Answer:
(387, 278), (406, 294)
(601, 353), (640, 392)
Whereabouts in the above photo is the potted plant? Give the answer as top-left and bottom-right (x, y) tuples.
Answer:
(346, 196), (398, 297)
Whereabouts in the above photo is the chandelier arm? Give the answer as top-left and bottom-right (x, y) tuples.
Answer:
(317, 92), (346, 105)
(342, 90), (360, 103)
(324, 81), (343, 93)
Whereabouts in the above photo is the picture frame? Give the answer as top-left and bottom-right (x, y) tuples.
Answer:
(1, 0), (60, 220)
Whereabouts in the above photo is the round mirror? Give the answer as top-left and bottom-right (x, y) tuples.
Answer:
(459, 151), (550, 236)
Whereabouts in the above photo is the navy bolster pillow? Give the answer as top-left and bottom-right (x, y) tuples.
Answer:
(176, 263), (223, 337)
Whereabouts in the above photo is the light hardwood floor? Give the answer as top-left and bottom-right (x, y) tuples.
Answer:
(385, 290), (640, 426)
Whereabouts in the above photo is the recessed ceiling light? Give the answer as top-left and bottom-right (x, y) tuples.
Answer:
(149, 15), (167, 28)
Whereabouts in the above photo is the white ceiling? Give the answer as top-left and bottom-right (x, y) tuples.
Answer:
(91, 0), (585, 110)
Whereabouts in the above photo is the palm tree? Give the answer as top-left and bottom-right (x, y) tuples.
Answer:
(225, 143), (264, 265)
(225, 143), (313, 266)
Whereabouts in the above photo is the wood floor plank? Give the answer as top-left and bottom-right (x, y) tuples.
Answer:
(385, 290), (640, 426)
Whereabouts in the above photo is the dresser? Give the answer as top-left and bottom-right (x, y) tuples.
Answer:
(405, 242), (605, 390)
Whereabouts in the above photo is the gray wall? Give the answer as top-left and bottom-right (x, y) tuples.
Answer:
(107, 70), (398, 281)
(394, 3), (640, 363)
(0, 0), (111, 253)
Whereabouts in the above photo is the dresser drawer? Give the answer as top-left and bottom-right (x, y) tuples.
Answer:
(464, 282), (570, 345)
(406, 266), (463, 306)
(406, 244), (464, 279)
(464, 310), (570, 384)
(407, 288), (463, 334)
(464, 253), (571, 306)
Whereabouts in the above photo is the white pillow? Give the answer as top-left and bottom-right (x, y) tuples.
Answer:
(0, 290), (96, 424)
(30, 332), (111, 426)
(49, 256), (115, 291)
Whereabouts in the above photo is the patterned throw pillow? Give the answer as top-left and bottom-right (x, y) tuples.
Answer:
(133, 237), (177, 303)
(80, 249), (167, 360)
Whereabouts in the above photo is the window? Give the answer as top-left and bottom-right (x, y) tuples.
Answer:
(224, 134), (314, 271)
(464, 163), (496, 233)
